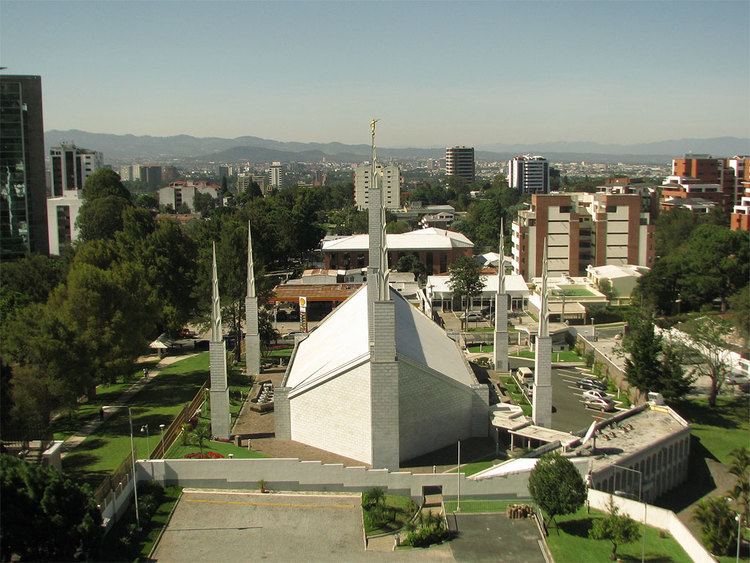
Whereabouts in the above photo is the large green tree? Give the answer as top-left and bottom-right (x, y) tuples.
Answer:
(77, 169), (134, 242)
(728, 447), (750, 524)
(448, 256), (485, 327)
(694, 496), (738, 556)
(690, 316), (733, 406)
(622, 308), (662, 398)
(0, 454), (102, 561)
(589, 497), (641, 561)
(527, 452), (587, 527)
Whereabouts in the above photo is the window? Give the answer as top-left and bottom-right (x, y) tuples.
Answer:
(606, 205), (617, 213)
(559, 205), (571, 213)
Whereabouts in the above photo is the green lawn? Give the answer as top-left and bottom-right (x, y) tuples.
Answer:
(267, 347), (293, 358)
(499, 375), (532, 416)
(166, 439), (268, 459)
(444, 457), (503, 476)
(514, 349), (584, 362)
(50, 360), (159, 440)
(467, 327), (494, 333)
(468, 344), (493, 353)
(559, 288), (594, 297)
(444, 498), (532, 513)
(546, 507), (692, 563)
(363, 494), (416, 535)
(673, 395), (749, 464)
(62, 353), (210, 484)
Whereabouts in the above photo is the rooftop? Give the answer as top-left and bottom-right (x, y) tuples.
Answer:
(321, 228), (473, 251)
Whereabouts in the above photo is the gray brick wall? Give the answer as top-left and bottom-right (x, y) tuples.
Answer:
(245, 296), (261, 377)
(274, 387), (292, 440)
(494, 292), (509, 372)
(209, 341), (231, 438)
(532, 335), (552, 427)
(289, 363), (373, 464)
(370, 300), (400, 470)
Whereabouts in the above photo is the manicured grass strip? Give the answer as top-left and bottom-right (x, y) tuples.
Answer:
(444, 498), (533, 513)
(515, 350), (584, 362)
(546, 507), (691, 563)
(267, 347), (293, 358)
(363, 495), (415, 535)
(165, 439), (269, 459)
(62, 353), (210, 483)
(674, 395), (749, 465)
(467, 327), (494, 333)
(444, 457), (503, 476)
(468, 344), (494, 353)
(139, 486), (182, 558)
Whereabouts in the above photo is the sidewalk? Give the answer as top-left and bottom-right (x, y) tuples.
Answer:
(60, 353), (198, 457)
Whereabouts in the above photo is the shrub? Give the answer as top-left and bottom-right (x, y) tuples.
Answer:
(362, 487), (385, 509)
(404, 512), (447, 547)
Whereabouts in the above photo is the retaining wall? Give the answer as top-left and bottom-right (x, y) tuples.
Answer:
(135, 457), (548, 499)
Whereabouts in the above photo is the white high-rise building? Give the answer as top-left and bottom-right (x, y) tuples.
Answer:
(47, 143), (103, 255)
(354, 162), (400, 210)
(508, 155), (549, 194)
(269, 162), (284, 189)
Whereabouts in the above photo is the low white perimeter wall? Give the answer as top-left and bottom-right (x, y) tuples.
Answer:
(136, 458), (542, 499)
(588, 490), (713, 563)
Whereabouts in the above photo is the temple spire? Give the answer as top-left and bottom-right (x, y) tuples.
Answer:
(538, 238), (549, 339)
(246, 224), (256, 299)
(494, 219), (509, 372)
(211, 241), (222, 342)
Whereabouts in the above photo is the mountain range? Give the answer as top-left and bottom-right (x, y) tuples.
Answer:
(44, 130), (750, 165)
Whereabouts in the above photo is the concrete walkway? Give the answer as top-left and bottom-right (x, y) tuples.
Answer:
(60, 353), (199, 457)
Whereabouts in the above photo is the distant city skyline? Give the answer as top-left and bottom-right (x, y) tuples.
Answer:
(1, 1), (749, 146)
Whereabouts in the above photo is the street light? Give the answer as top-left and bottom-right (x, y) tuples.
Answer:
(141, 425), (150, 458)
(591, 317), (596, 341)
(456, 439), (461, 512)
(128, 408), (141, 529)
(159, 424), (166, 459)
(613, 464), (645, 563)
(735, 512), (742, 563)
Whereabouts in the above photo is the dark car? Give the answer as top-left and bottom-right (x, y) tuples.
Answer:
(577, 378), (607, 391)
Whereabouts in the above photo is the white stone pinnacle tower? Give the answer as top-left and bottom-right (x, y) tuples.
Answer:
(532, 238), (553, 428)
(209, 242), (231, 439)
(493, 220), (509, 372)
(245, 223), (262, 378)
(367, 119), (400, 470)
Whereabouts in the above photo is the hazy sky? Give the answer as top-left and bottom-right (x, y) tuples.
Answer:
(2, 0), (749, 146)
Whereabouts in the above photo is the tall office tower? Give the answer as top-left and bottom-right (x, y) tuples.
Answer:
(725, 156), (750, 207)
(0, 75), (48, 258)
(511, 190), (655, 278)
(269, 161), (284, 189)
(119, 165), (134, 181)
(354, 162), (400, 210)
(445, 146), (475, 182)
(47, 143), (104, 255)
(507, 155), (550, 194)
(50, 143), (103, 196)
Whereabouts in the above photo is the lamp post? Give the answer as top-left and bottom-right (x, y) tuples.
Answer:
(736, 513), (742, 563)
(456, 439), (461, 512)
(141, 425), (150, 458)
(128, 408), (141, 528)
(159, 423), (166, 459)
(614, 464), (645, 563)
(591, 317), (596, 341)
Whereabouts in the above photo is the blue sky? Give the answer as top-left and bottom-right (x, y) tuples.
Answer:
(2, 0), (749, 146)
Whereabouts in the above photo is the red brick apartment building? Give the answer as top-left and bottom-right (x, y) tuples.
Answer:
(511, 191), (655, 279)
(665, 155), (748, 212)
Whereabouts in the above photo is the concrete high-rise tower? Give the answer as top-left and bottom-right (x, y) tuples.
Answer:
(493, 220), (509, 373)
(209, 242), (231, 439)
(245, 223), (262, 378)
(445, 146), (475, 182)
(532, 239), (552, 428)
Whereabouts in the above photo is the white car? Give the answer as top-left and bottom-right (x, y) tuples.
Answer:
(583, 389), (609, 401)
(460, 311), (484, 322)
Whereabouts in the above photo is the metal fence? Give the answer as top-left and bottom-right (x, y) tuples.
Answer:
(93, 382), (208, 507)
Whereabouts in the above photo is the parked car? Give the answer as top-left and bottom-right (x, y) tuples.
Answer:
(523, 382), (534, 398)
(460, 311), (484, 322)
(583, 389), (609, 401)
(585, 396), (615, 412)
(578, 378), (607, 392)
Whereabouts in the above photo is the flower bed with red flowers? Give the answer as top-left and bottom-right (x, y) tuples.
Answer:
(183, 451), (225, 459)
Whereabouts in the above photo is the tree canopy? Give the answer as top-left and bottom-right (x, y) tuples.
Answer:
(527, 452), (587, 526)
(0, 454), (102, 561)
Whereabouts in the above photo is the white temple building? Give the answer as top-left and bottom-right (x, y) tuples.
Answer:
(274, 122), (489, 469)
